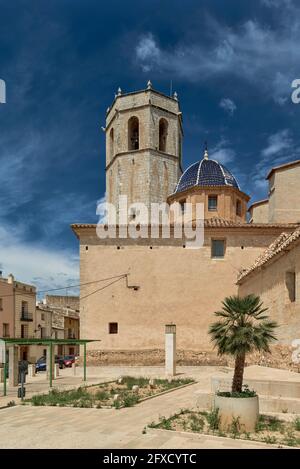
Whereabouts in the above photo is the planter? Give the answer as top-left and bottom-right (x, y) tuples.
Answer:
(214, 394), (259, 432)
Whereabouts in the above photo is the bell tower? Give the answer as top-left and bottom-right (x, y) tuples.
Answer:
(105, 81), (183, 216)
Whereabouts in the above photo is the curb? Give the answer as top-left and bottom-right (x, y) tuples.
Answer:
(23, 379), (196, 409)
(146, 427), (295, 449)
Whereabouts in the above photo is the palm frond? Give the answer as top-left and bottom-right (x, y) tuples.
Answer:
(209, 294), (278, 357)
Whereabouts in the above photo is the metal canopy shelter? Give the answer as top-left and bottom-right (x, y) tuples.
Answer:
(0, 338), (100, 396)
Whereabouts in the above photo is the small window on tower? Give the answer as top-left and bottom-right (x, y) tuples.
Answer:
(109, 128), (114, 160)
(109, 322), (118, 334)
(236, 199), (242, 217)
(128, 117), (139, 151)
(159, 118), (168, 152)
(208, 196), (218, 211)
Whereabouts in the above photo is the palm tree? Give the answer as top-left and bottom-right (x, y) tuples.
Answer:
(209, 295), (278, 394)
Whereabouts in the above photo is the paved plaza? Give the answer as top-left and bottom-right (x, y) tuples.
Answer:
(1, 365), (298, 449)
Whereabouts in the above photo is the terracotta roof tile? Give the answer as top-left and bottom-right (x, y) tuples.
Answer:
(237, 228), (300, 283)
(71, 219), (300, 232)
(203, 217), (242, 227)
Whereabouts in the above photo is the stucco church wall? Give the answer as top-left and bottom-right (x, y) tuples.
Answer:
(79, 229), (288, 354)
(250, 201), (269, 223)
(269, 165), (300, 223)
(238, 241), (300, 344)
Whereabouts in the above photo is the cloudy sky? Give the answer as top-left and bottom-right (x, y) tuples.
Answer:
(0, 0), (299, 292)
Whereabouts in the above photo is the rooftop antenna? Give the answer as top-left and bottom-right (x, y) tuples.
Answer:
(204, 141), (209, 159)
(170, 80), (173, 97)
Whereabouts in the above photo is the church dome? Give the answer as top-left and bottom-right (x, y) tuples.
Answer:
(175, 150), (240, 193)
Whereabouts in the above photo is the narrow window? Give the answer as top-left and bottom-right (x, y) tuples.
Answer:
(21, 324), (28, 338)
(236, 199), (242, 216)
(3, 323), (9, 338)
(109, 322), (118, 334)
(109, 128), (114, 160)
(159, 118), (168, 152)
(208, 196), (218, 211)
(211, 239), (225, 258)
(0, 298), (3, 310)
(286, 271), (296, 302)
(21, 301), (28, 314)
(128, 117), (139, 150)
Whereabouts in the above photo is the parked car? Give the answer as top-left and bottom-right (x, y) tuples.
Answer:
(62, 355), (76, 367)
(35, 355), (65, 372)
(35, 356), (46, 372)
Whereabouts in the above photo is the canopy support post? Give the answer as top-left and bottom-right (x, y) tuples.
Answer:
(83, 342), (87, 383)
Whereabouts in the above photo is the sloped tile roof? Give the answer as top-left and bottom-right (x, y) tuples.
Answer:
(203, 217), (242, 227)
(71, 219), (300, 233)
(237, 228), (300, 283)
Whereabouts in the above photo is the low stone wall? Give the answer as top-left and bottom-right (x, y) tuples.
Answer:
(228, 344), (300, 373)
(83, 349), (227, 366)
(82, 345), (300, 371)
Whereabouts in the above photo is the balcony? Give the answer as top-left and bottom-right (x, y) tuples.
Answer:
(20, 311), (33, 321)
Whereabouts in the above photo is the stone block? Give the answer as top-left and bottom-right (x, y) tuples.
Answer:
(149, 378), (156, 388)
(54, 364), (59, 379)
(28, 364), (35, 378)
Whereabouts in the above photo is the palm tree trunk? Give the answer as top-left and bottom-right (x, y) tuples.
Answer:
(232, 352), (246, 393)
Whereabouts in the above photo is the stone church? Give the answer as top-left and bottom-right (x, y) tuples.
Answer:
(72, 83), (300, 364)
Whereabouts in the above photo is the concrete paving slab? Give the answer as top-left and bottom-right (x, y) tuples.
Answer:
(0, 365), (298, 449)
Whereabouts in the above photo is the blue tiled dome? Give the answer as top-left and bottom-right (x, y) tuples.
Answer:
(175, 154), (240, 193)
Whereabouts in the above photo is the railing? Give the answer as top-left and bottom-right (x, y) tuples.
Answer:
(20, 311), (33, 321)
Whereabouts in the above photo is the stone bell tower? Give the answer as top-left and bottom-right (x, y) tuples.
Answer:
(105, 81), (183, 217)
